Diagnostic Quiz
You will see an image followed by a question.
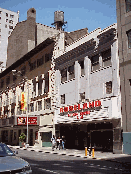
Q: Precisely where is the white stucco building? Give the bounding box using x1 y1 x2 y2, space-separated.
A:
53 23 122 153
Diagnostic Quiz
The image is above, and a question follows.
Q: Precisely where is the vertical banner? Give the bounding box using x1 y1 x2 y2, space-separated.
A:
21 92 27 111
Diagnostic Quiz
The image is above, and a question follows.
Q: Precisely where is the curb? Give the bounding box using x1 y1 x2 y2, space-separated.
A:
10 146 127 161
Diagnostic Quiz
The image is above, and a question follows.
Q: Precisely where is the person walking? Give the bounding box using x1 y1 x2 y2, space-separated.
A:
51 135 56 151
56 137 61 150
62 136 66 150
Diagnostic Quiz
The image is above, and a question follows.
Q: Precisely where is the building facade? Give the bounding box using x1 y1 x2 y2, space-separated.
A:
0 8 88 147
116 0 131 154
54 23 122 153
0 7 19 71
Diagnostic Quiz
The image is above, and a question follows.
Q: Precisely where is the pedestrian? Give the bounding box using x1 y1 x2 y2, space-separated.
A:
51 135 56 151
62 136 66 150
56 137 61 150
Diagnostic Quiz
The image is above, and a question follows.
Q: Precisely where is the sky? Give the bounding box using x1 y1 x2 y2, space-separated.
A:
0 0 117 33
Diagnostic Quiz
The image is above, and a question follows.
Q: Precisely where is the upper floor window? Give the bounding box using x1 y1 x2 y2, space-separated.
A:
0 11 2 14
61 69 67 83
5 24 7 28
0 17 1 20
10 14 14 18
9 25 13 29
38 101 42 111
6 19 8 22
9 20 13 24
37 57 44 67
30 61 36 71
91 54 99 71
79 92 85 102
6 13 8 17
126 0 131 13
127 30 131 48
0 79 4 88
61 94 65 104
45 53 50 63
6 76 10 85
44 98 51 109
38 76 42 95
68 64 75 80
21 66 26 76
44 73 49 93
106 81 112 94
79 60 84 76
102 48 111 67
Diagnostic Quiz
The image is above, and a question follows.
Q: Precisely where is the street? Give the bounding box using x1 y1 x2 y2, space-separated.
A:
13 148 131 174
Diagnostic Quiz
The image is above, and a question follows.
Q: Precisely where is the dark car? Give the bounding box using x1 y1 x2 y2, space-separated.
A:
0 143 32 173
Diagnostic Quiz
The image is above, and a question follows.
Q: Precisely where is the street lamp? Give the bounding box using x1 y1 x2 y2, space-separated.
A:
12 70 29 146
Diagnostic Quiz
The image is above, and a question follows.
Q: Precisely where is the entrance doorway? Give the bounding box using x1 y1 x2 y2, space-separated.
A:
91 130 113 151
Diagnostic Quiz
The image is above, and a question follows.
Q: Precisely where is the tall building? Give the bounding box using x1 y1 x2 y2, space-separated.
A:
53 23 122 153
116 0 131 154
0 7 19 71
0 8 88 146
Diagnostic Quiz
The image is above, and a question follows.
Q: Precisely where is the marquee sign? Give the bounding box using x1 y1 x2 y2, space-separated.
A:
60 100 101 119
17 117 37 125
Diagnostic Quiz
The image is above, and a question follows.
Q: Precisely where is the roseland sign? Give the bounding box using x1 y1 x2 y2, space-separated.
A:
17 117 37 125
60 100 101 119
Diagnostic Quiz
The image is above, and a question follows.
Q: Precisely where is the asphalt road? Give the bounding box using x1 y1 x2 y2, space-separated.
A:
13 148 131 174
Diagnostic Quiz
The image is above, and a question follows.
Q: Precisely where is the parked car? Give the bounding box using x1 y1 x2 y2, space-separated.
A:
0 142 32 173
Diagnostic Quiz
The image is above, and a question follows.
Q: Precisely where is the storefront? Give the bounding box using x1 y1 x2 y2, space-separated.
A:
55 99 121 152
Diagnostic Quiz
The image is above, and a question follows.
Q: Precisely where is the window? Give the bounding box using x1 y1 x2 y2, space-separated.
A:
61 94 65 104
8 31 11 35
129 79 131 95
79 60 84 75
10 14 14 18
127 30 131 48
38 101 42 111
79 92 85 102
45 53 50 63
6 76 10 85
106 81 112 94
102 49 111 67
91 54 99 71
0 11 2 14
44 98 51 109
68 64 75 80
9 20 13 24
21 66 26 76
30 103 34 112
0 29 1 32
38 77 42 95
6 13 8 17
30 61 36 71
9 25 13 29
6 19 8 22
44 73 49 93
1 79 4 88
61 69 67 83
0 17 1 20
5 24 7 28
13 74 17 81
126 0 131 13
37 57 44 67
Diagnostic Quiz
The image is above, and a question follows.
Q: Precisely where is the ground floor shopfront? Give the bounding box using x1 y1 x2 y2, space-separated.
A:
0 125 39 146
55 118 122 153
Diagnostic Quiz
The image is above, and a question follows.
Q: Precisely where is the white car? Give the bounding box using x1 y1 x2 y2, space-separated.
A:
0 143 32 173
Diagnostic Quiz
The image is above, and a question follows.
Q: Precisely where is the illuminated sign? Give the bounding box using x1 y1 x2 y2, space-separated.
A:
59 100 101 119
17 117 37 125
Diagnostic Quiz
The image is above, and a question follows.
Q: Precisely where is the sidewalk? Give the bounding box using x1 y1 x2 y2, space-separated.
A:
9 145 131 162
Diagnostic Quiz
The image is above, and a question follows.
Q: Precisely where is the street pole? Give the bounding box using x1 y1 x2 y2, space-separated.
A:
26 79 29 146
